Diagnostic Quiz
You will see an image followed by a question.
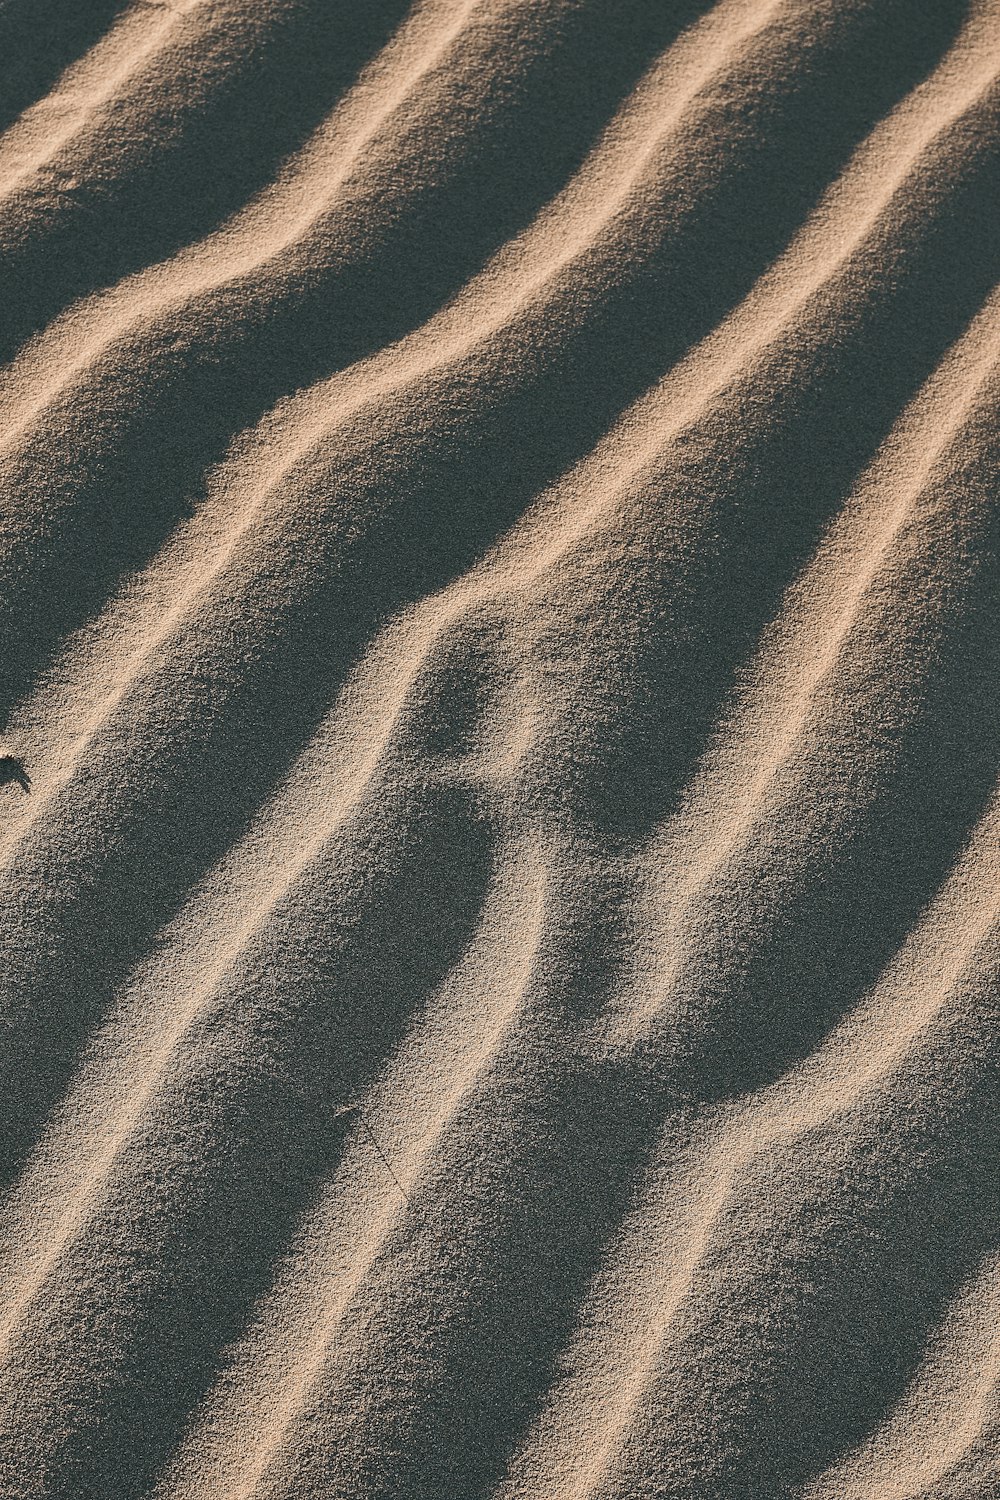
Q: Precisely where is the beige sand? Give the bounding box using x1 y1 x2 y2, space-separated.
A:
0 0 998 1495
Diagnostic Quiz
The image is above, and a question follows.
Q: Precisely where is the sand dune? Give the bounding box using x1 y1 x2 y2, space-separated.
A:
0 1 998 1496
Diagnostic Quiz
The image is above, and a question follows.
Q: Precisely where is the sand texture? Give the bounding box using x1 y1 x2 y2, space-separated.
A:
0 0 998 1495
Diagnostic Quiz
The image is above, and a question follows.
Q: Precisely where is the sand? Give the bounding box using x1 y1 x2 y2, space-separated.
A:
0 0 997 1495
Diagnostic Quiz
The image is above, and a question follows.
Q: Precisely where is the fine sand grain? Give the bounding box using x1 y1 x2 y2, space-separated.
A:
0 1 998 1496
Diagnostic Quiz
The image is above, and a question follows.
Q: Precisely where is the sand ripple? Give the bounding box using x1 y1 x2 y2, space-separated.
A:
0 1 998 1495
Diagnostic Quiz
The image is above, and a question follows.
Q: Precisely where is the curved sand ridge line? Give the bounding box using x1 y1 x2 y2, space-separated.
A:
1 0 999 1495
203 298 1000 1500
0 0 995 1277
2 0 996 876
0 637 523 1492
0 573 525 1358
490 304 1000 1491
0 476 551 1377
153 841 554 1500
0 826 552 1496
0 0 792 550
159 712 999 1500
0 0 806 835
0 0 817 718
138 276 1000 1494
5 309 991 1492
0 0 987 453
611 286 1000 1038
0 0 483 430
804 1250 1000 1499
0 0 382 367
0 0 203 203
499 771 1000 1499
5 0 952 498
0 0 736 442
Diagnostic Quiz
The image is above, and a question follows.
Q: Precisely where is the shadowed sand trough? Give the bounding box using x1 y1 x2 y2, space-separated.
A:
0 1 998 1496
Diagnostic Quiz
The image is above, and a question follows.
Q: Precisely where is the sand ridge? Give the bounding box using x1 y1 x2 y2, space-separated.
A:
0 1 998 1496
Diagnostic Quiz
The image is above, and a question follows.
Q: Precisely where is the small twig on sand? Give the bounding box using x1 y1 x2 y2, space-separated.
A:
337 1105 420 1219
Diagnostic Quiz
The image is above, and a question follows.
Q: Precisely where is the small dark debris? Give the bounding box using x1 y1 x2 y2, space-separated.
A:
0 756 30 793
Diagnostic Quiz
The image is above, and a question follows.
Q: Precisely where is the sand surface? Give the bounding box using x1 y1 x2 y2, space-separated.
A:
0 1 998 1496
